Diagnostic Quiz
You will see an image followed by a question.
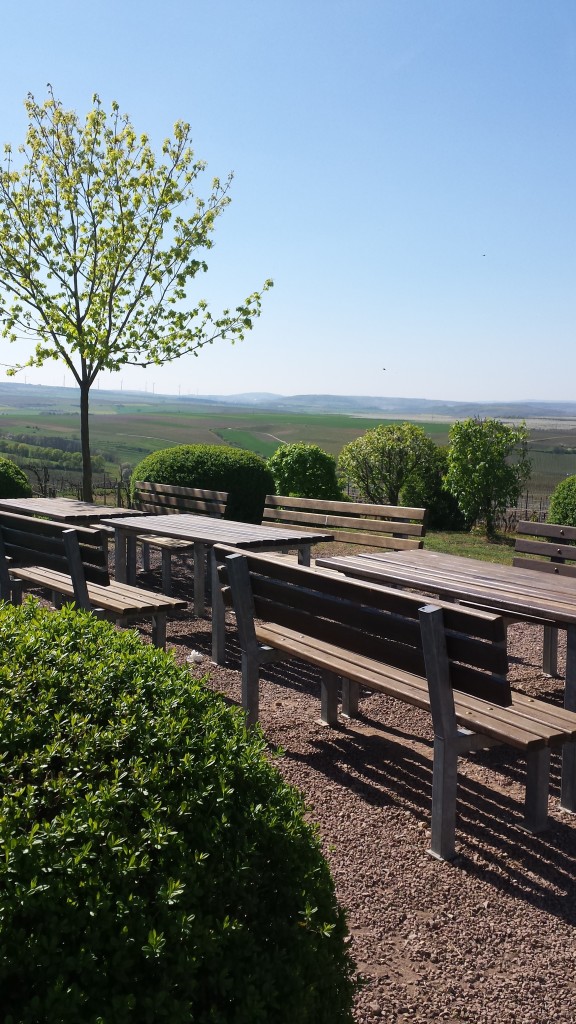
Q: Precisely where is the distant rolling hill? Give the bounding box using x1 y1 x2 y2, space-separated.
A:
1 381 576 421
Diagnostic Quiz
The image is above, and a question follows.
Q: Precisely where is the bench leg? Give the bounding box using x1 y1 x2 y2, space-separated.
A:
561 624 576 812
524 747 550 832
341 679 359 718
560 742 576 813
542 625 558 677
241 651 260 726
428 735 459 862
151 613 167 650
319 670 339 726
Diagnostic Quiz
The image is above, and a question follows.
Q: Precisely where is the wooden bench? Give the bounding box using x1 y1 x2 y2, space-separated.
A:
132 481 229 594
514 520 576 677
217 548 576 861
0 511 186 649
262 495 427 555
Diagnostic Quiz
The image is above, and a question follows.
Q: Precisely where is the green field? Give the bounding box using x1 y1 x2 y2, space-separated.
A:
1 389 576 503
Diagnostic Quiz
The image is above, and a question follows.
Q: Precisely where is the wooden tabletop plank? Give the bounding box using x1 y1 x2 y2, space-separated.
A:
316 550 576 625
102 513 333 547
0 497 143 524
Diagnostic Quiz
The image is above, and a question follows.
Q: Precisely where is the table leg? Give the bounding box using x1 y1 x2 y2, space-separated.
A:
126 535 137 585
298 544 311 566
211 548 226 665
114 528 128 583
193 541 206 616
561 623 576 812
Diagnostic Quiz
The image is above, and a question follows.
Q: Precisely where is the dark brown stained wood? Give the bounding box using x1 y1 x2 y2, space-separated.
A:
264 495 427 519
0 512 185 648
219 550 511 707
221 548 576 858
0 515 110 586
262 494 428 551
514 538 576 560
315 548 576 627
215 547 508 643
516 520 576 543
133 481 228 518
263 507 425 536
513 557 576 578
513 520 576 577
0 497 143 525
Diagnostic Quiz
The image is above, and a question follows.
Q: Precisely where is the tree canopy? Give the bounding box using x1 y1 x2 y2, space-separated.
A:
444 417 531 535
338 422 437 506
0 89 272 498
267 443 342 499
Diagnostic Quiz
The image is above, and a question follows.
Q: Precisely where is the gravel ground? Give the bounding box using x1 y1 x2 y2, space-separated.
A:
110 551 576 1022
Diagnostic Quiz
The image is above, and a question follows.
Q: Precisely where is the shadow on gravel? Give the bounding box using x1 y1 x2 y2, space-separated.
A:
281 722 576 921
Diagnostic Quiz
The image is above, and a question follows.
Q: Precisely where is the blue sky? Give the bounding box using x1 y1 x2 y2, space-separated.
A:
0 0 574 401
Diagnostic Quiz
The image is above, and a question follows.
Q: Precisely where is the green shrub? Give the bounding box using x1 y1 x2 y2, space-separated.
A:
0 601 355 1024
400 446 467 531
267 442 343 499
547 475 576 527
131 445 275 523
0 455 32 498
338 422 438 506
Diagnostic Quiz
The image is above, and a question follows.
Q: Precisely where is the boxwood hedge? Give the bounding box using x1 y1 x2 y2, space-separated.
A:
0 602 355 1024
131 445 275 523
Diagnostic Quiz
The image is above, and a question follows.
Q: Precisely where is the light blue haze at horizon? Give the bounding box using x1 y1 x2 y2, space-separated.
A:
0 0 574 402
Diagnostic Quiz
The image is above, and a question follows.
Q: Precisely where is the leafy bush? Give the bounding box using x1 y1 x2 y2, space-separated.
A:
0 602 356 1024
547 475 576 527
338 422 438 505
445 417 531 536
0 454 32 498
131 445 275 523
267 443 343 499
400 446 467 531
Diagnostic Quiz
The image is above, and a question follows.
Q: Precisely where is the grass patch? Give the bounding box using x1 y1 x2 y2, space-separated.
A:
424 530 516 564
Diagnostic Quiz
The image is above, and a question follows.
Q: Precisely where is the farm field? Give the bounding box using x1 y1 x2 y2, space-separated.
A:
1 385 576 500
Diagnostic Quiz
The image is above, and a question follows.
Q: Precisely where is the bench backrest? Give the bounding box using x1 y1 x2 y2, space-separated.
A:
0 511 109 600
216 548 510 707
262 495 427 551
133 481 228 518
513 520 576 579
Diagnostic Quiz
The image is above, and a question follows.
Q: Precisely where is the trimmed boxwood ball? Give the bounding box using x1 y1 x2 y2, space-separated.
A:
548 475 576 528
0 455 32 498
131 444 275 523
0 602 355 1024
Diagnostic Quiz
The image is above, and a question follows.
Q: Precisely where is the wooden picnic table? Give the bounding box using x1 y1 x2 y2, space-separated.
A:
102 513 334 662
316 547 576 809
0 496 143 527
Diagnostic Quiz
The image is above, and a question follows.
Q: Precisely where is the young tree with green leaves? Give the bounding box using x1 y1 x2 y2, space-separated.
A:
445 417 531 536
0 89 272 499
338 422 437 506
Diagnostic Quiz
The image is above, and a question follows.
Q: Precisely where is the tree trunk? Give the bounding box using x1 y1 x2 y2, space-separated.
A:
80 379 93 502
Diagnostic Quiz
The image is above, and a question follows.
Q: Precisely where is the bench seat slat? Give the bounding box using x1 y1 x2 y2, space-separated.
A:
0 511 186 649
11 567 186 614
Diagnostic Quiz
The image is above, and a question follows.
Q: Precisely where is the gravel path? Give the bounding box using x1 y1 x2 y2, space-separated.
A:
130 554 576 1022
